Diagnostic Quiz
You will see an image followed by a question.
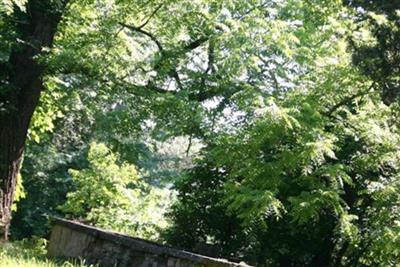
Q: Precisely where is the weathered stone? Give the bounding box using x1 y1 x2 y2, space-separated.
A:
47 219 251 267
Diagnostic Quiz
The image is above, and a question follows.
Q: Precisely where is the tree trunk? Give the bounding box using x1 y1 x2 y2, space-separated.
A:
0 0 67 240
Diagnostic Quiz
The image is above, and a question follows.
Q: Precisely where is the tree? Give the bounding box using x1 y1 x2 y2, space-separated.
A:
2 0 330 240
165 1 400 265
164 160 269 264
3 1 396 252
167 67 400 266
343 0 400 105
59 142 172 240
0 0 68 240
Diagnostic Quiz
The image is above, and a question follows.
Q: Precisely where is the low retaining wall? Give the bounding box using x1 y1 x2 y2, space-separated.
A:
48 219 250 267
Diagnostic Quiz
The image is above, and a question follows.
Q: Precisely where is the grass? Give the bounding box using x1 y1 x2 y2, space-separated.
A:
0 238 95 267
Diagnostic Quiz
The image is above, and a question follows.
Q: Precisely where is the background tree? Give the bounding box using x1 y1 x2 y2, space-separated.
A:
59 142 171 240
343 0 400 105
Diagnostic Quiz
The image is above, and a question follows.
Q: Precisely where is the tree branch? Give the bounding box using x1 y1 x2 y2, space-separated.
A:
324 83 375 117
136 4 163 30
201 39 215 86
206 39 215 73
119 22 163 51
184 36 209 51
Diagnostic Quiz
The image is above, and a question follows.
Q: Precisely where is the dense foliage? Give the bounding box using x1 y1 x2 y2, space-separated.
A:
167 78 400 265
1 0 399 266
344 0 400 105
164 1 400 266
60 142 171 240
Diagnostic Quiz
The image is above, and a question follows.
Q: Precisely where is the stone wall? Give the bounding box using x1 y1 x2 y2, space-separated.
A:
47 219 251 267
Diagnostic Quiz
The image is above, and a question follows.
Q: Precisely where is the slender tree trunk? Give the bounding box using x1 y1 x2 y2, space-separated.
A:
0 0 67 240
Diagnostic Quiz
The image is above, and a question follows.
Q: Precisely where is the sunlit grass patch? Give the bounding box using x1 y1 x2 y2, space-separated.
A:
0 238 95 267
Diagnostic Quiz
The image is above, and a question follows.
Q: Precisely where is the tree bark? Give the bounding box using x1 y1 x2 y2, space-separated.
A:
0 0 67 240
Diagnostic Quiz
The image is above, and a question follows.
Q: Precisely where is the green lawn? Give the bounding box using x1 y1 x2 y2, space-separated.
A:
0 255 81 267
0 238 94 267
